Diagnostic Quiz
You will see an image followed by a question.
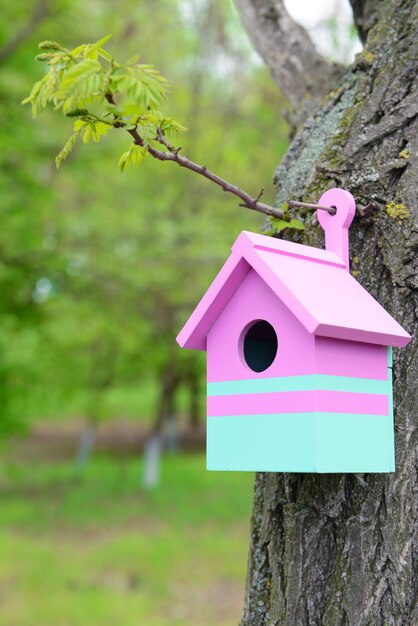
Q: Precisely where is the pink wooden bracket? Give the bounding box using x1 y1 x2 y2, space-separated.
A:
317 188 356 268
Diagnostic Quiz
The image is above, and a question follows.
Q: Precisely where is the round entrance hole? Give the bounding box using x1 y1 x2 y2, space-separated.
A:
242 320 278 373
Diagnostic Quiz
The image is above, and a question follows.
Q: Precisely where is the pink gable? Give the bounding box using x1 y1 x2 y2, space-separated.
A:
176 253 251 350
207 269 316 381
177 230 411 349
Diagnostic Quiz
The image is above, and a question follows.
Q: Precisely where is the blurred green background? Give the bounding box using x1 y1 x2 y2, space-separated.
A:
0 0 290 624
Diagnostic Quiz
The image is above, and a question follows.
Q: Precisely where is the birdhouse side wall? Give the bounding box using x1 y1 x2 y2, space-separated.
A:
314 336 388 379
312 338 394 472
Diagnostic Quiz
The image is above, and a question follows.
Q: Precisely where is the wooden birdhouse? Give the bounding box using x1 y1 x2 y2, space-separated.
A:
176 189 411 473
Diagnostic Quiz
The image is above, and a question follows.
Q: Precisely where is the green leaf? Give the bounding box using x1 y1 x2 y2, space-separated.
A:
69 43 87 56
126 53 140 65
55 132 80 169
66 108 89 117
73 119 87 132
38 41 61 51
77 120 110 143
269 217 305 232
84 34 113 61
118 150 130 172
135 110 164 129
22 75 51 117
103 103 123 117
271 219 291 232
93 34 112 49
56 58 103 103
118 144 147 172
122 103 145 116
82 124 93 143
91 121 110 142
35 53 53 62
160 117 187 133
95 121 110 136
130 145 147 165
287 218 305 230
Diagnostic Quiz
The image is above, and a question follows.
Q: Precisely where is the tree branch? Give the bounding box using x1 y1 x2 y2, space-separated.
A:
0 0 51 64
105 95 284 220
349 0 381 44
140 128 283 218
234 0 343 111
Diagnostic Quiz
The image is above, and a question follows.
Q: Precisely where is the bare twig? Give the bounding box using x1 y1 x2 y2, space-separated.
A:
358 202 380 217
144 128 283 218
288 200 336 214
105 95 284 219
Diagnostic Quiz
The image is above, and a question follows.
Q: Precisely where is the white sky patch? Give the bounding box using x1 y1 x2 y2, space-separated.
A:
284 0 362 63
178 0 362 72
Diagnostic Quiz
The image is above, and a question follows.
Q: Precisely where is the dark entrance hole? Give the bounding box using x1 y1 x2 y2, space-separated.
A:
242 320 278 373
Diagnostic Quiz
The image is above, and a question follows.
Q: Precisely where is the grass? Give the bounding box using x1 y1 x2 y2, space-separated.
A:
0 453 254 626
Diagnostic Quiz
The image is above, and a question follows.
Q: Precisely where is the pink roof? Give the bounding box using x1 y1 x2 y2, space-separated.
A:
176 231 411 350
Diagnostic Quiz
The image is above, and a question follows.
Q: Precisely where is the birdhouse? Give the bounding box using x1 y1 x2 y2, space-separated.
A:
176 189 411 473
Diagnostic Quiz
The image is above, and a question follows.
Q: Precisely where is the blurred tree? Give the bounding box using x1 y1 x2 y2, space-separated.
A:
1 0 288 449
0 0 59 438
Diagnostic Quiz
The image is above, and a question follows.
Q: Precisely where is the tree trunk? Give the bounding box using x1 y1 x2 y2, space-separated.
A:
239 1 418 624
187 369 201 430
153 356 179 434
74 420 96 475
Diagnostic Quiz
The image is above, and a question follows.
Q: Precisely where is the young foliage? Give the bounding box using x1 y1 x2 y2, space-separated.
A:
23 36 297 226
268 217 305 232
23 36 184 169
118 144 147 172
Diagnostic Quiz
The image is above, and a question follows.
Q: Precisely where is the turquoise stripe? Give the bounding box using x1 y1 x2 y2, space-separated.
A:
207 374 388 397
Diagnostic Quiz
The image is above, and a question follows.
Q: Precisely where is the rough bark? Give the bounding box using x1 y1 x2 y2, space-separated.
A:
240 1 418 624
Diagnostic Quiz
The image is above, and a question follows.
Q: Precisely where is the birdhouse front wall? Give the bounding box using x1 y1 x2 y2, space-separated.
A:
205 270 394 473
206 268 315 472
206 269 316 382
